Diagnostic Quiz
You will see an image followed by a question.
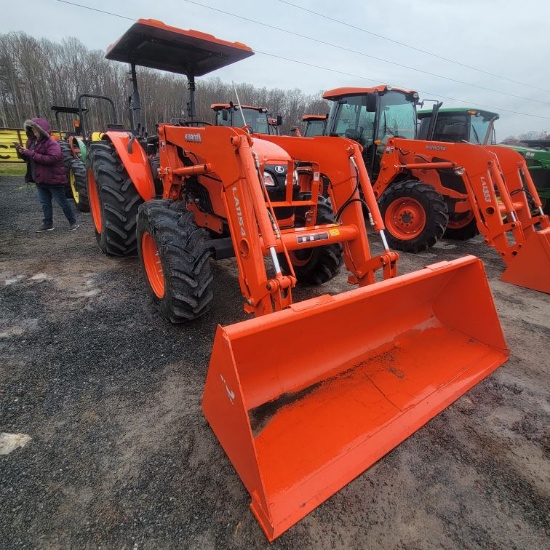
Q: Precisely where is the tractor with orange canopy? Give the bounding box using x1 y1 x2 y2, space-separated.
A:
86 20 509 541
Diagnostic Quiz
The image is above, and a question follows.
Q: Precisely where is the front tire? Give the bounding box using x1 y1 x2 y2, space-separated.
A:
278 194 343 285
87 140 143 256
444 211 479 240
378 181 448 253
59 140 76 198
137 200 214 323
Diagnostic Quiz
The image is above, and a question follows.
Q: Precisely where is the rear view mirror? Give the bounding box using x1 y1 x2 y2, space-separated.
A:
366 94 377 113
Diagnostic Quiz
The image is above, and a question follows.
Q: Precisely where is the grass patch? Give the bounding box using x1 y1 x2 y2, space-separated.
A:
0 163 26 176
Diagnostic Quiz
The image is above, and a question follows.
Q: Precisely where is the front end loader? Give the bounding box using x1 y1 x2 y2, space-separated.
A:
322 86 550 294
508 141 550 214
88 20 509 541
418 108 550 214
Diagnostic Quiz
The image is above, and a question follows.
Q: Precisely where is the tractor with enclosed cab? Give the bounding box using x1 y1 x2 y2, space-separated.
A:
321 86 550 293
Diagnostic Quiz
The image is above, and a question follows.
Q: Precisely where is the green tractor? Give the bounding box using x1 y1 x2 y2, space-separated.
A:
417 107 499 145
51 94 121 212
417 107 550 213
50 104 89 211
505 140 550 214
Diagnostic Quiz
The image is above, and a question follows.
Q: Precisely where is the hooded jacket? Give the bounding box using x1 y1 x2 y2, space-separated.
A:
22 118 67 186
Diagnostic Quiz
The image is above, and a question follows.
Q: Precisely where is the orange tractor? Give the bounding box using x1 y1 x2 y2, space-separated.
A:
87 20 509 541
291 114 329 137
211 102 282 134
322 86 550 294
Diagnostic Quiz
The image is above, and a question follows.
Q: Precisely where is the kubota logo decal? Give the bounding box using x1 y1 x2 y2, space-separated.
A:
480 177 492 202
426 144 446 151
185 133 201 143
232 187 246 236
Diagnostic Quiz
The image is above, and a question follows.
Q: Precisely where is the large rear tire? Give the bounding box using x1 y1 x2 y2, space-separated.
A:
59 140 76 198
68 157 89 212
278 194 343 285
378 181 448 253
87 140 143 256
137 200 214 323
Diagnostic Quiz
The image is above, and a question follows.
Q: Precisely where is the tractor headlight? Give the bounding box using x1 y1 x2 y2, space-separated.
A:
263 171 276 186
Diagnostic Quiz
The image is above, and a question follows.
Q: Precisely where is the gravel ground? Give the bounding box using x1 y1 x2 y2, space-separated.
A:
1 175 549 549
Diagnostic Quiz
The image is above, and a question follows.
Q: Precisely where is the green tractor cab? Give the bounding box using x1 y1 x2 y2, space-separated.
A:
417 107 549 212
417 107 499 145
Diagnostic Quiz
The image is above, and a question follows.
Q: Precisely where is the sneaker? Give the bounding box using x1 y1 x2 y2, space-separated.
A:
69 223 79 231
36 224 54 233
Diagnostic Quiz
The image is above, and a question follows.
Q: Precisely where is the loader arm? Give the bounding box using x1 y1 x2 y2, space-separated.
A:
485 145 549 228
157 126 402 315
260 135 398 283
375 138 550 292
158 124 297 316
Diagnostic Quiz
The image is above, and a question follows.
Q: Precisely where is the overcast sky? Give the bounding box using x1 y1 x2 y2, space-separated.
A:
2 0 550 139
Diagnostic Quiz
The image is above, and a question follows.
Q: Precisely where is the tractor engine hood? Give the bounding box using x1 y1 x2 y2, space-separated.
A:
250 136 292 173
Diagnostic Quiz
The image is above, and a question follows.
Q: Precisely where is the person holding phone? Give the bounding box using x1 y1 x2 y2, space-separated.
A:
17 118 78 232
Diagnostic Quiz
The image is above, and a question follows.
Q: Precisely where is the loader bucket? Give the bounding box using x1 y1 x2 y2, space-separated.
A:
501 227 550 293
202 255 508 541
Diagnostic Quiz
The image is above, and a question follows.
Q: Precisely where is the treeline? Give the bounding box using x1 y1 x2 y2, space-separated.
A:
0 32 329 135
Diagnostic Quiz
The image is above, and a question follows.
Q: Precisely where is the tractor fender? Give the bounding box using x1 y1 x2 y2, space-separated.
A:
68 135 87 163
76 137 87 163
104 131 156 201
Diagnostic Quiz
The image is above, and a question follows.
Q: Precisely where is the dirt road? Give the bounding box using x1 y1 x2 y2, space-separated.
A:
1 175 549 549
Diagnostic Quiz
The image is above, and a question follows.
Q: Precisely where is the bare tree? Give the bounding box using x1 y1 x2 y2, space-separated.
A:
0 31 329 136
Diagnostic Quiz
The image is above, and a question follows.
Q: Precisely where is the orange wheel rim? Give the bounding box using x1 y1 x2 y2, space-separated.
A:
288 249 313 267
385 198 426 240
142 231 165 298
447 211 474 229
87 169 102 232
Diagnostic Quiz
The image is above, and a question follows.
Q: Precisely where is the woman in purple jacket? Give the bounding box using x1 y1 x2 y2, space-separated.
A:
16 118 78 232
